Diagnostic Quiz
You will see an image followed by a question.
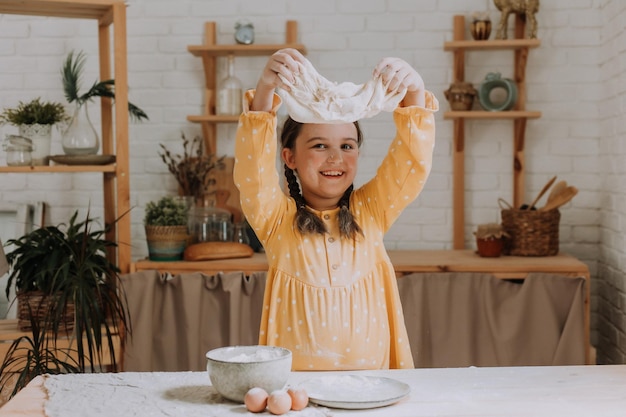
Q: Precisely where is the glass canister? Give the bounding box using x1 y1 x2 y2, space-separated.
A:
2 135 33 166
189 206 233 243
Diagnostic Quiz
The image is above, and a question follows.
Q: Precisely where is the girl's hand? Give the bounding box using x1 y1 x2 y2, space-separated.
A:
252 48 306 111
372 57 425 107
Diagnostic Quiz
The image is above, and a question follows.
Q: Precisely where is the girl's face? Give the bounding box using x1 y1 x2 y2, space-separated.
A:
282 122 359 211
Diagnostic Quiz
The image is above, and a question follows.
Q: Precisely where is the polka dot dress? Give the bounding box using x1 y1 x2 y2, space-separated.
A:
233 90 438 370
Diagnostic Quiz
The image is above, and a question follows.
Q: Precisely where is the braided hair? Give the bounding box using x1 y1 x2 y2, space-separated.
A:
281 117 364 239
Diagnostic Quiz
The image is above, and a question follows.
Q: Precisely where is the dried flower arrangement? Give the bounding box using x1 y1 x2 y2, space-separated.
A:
159 133 225 202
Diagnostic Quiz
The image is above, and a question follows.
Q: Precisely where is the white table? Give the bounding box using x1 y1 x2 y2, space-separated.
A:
1 365 624 416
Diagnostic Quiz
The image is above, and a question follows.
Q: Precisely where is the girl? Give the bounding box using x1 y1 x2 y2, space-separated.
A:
233 49 438 370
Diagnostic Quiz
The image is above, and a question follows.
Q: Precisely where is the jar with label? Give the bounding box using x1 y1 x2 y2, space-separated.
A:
2 135 33 166
217 54 243 116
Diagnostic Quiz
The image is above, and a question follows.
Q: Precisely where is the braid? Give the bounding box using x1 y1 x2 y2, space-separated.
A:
284 164 327 234
338 185 363 239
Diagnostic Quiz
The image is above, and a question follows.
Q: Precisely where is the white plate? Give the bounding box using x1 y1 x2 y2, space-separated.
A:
298 375 410 409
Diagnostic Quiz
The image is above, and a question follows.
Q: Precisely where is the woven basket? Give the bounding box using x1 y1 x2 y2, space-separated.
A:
17 291 75 332
145 225 189 261
499 199 560 256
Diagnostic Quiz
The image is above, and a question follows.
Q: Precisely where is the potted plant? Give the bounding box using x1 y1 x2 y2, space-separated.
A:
61 49 148 155
159 133 225 206
144 196 191 261
474 223 509 257
0 97 69 165
1 210 130 391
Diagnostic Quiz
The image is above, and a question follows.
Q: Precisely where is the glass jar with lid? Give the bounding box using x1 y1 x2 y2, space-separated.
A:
189 206 233 243
2 135 33 166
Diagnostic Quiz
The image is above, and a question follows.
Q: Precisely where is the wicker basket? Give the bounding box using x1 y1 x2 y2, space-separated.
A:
499 199 560 256
145 225 189 261
17 291 75 332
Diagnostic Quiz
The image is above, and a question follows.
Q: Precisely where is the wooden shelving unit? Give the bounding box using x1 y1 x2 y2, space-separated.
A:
186 20 307 155
444 15 541 249
0 0 132 273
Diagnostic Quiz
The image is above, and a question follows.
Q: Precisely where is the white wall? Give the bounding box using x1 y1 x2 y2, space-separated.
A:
0 0 621 362
596 0 626 364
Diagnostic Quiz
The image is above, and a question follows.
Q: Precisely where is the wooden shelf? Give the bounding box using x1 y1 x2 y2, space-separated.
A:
0 0 132 274
0 0 119 23
186 114 239 123
187 20 306 155
188 43 307 57
444 110 541 120
446 15 540 249
0 165 117 173
444 38 541 51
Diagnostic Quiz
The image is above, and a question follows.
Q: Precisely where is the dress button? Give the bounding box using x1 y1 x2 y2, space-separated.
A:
328 237 335 243
332 264 339 270
323 214 330 220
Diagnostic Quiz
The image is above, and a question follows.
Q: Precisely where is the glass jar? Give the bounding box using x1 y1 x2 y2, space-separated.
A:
189 206 233 243
62 102 100 155
2 135 33 166
217 54 243 116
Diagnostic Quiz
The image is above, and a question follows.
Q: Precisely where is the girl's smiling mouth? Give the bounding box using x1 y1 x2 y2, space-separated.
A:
321 170 344 177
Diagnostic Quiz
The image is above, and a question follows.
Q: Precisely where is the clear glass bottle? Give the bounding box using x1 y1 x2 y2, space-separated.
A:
217 54 243 116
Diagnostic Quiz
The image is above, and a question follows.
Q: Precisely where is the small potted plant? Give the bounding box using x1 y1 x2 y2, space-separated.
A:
144 196 190 261
0 97 69 165
473 223 509 257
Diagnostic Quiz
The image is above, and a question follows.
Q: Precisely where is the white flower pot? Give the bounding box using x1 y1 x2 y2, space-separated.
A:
18 123 52 166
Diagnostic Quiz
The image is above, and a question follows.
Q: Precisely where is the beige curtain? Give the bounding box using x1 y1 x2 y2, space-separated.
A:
121 271 585 371
120 270 266 371
398 272 586 367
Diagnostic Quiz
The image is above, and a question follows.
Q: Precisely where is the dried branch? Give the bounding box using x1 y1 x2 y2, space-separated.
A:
159 133 225 200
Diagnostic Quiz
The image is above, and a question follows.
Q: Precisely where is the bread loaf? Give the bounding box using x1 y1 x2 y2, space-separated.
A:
184 242 254 261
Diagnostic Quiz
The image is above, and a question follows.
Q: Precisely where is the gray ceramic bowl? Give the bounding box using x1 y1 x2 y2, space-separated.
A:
206 345 292 403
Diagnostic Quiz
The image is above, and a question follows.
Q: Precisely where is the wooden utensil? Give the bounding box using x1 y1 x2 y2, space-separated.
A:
525 175 557 210
543 180 567 209
540 186 578 211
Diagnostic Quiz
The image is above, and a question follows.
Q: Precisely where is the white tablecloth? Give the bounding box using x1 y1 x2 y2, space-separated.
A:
2 366 626 417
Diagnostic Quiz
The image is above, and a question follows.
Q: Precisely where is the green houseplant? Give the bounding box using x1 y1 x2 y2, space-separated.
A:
60 50 148 155
0 97 69 165
0 210 130 398
144 196 190 261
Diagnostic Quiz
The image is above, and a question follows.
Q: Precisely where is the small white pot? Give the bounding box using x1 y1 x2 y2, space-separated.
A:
18 123 52 166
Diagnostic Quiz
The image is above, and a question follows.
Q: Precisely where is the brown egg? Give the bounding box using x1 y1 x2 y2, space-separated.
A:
244 387 269 413
267 390 292 415
287 388 309 411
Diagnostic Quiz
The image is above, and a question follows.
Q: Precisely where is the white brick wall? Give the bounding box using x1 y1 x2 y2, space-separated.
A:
0 0 623 363
597 0 626 364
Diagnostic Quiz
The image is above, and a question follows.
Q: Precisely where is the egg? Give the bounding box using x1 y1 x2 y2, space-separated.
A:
244 387 268 413
267 389 292 415
287 388 309 411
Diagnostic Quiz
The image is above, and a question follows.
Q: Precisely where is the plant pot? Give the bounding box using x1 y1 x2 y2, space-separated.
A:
476 237 504 258
17 291 75 332
145 225 189 261
18 124 52 166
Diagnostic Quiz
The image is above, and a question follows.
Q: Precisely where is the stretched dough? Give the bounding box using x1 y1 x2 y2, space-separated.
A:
278 57 406 124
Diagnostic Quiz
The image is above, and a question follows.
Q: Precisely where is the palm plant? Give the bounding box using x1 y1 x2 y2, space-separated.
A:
2 210 130 390
0 311 80 399
61 50 148 121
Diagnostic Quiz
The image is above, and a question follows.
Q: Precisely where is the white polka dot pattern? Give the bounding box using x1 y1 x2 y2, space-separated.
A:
232 89 438 371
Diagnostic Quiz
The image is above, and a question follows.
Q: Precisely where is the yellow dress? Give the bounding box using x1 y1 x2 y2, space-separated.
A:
234 90 438 370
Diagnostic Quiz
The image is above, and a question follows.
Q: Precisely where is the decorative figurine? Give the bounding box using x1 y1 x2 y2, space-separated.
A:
470 11 492 40
235 20 254 45
478 72 518 111
493 0 539 39
444 82 478 111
